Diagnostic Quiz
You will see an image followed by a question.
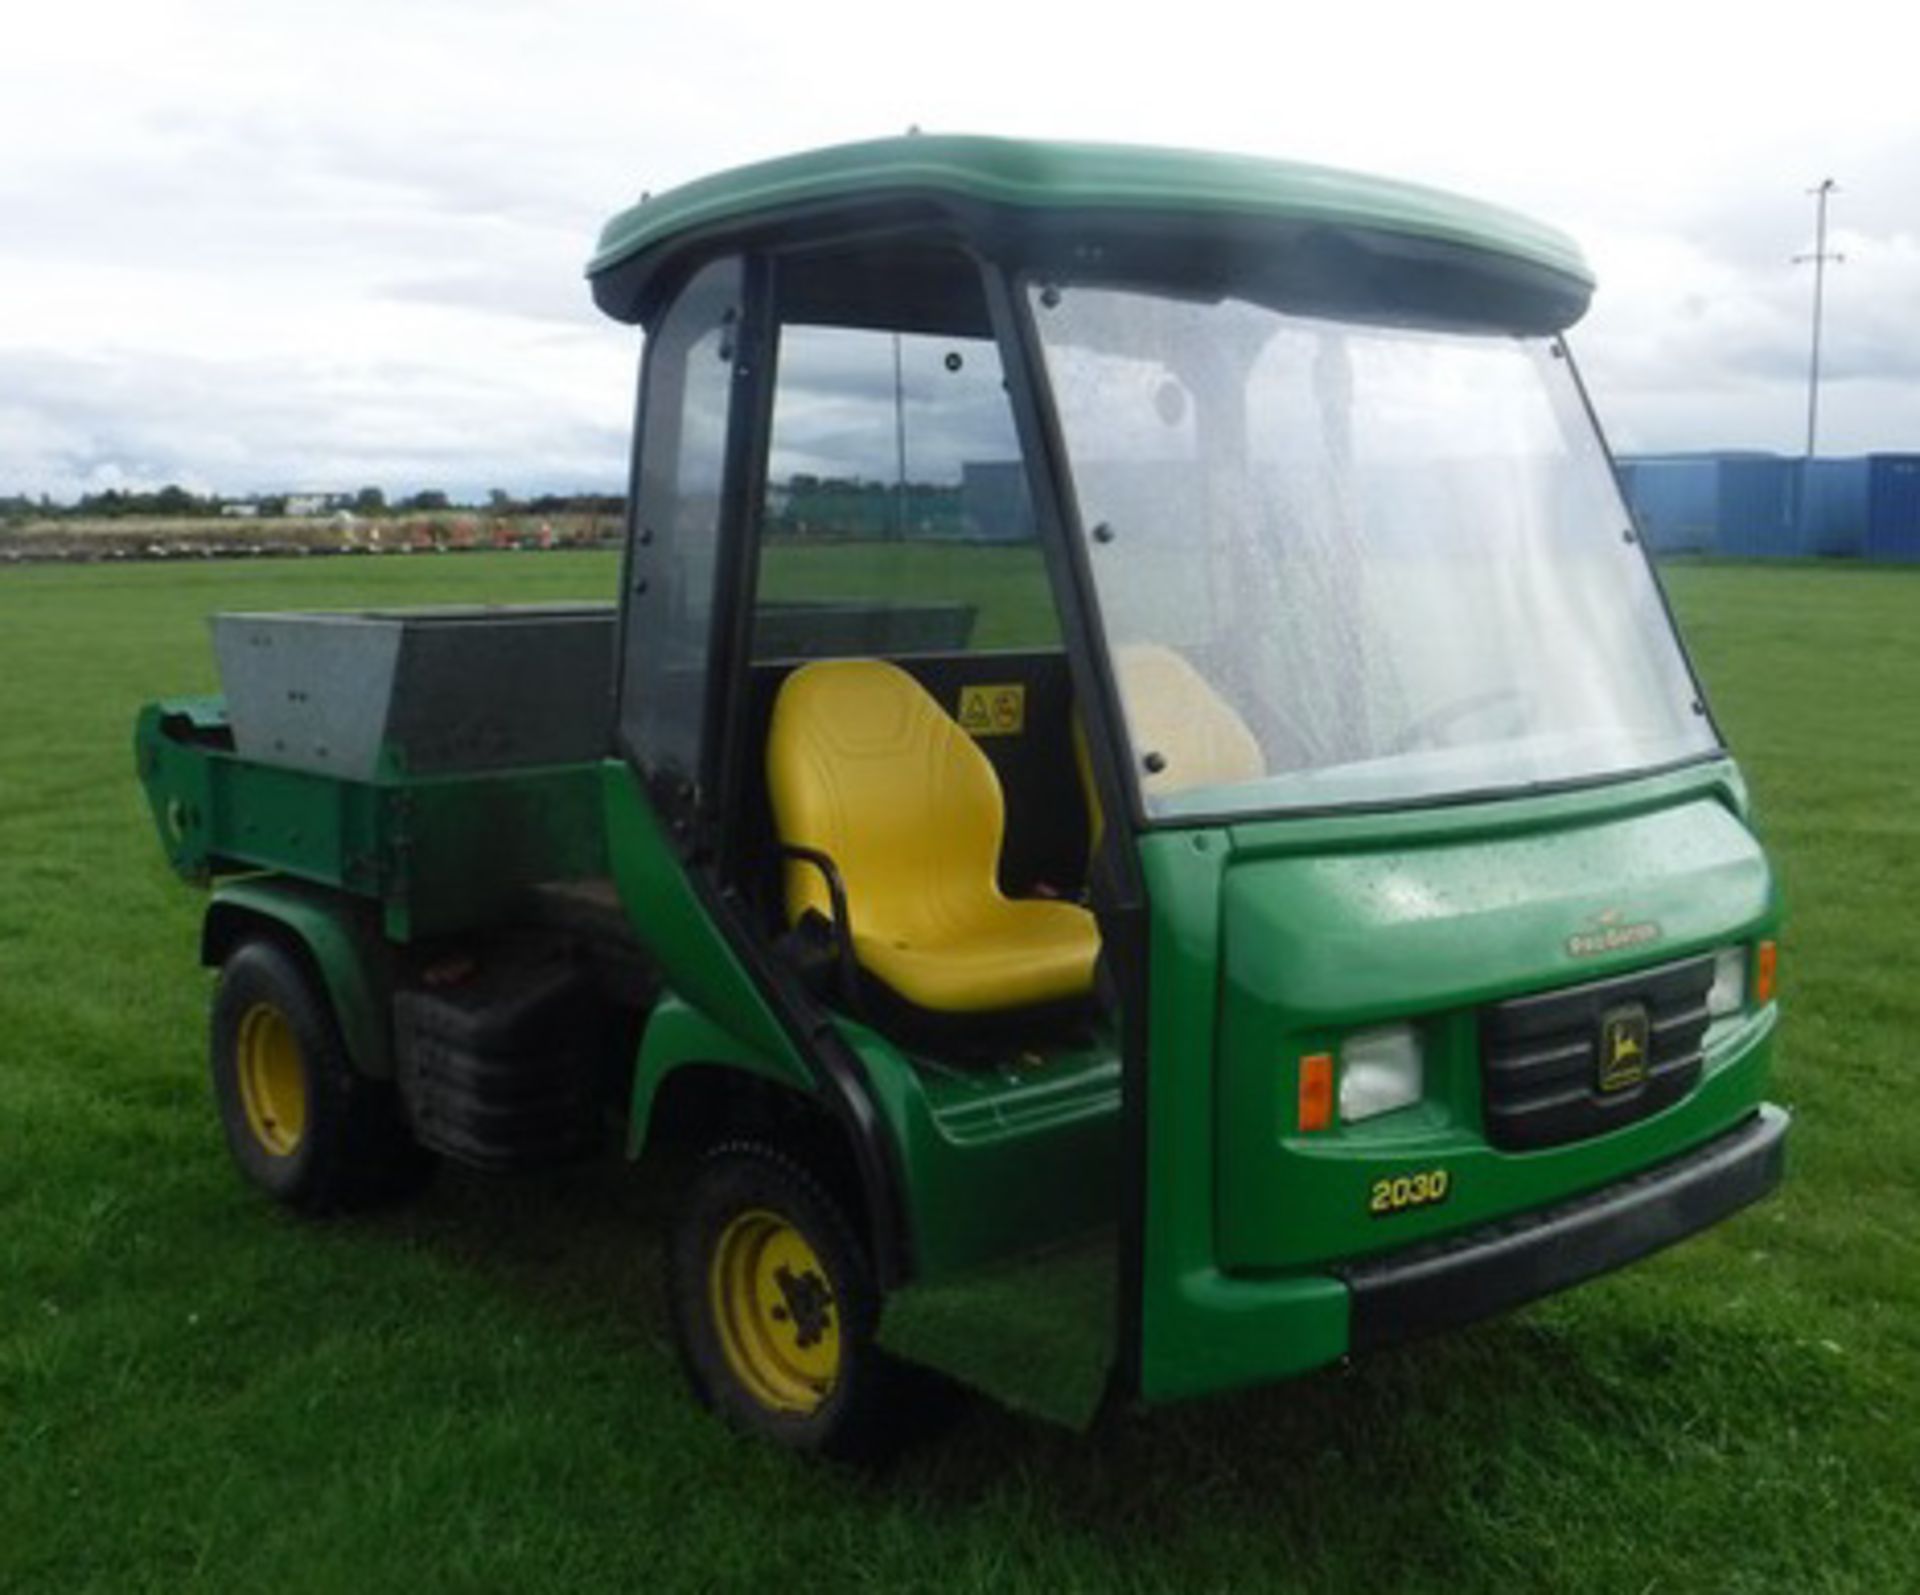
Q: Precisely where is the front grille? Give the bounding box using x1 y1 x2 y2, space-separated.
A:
1480 953 1715 1151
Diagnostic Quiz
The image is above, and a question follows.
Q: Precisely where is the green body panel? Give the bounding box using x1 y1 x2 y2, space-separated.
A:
842 1020 1120 1283
599 760 802 1067
1135 761 1783 1404
390 769 604 939
1134 827 1352 1399
626 995 811 1157
1216 780 1776 1269
135 698 605 941
624 982 1119 1287
607 754 1121 1290
202 876 395 1079
589 135 1591 299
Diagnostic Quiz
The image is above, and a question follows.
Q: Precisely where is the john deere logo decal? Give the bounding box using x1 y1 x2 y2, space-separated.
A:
1597 1003 1651 1093
1566 907 1662 958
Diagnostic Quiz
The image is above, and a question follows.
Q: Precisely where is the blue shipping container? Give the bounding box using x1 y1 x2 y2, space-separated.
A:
1801 458 1869 557
1615 451 1920 561
1619 458 1720 552
1866 455 1920 562
1717 458 1804 557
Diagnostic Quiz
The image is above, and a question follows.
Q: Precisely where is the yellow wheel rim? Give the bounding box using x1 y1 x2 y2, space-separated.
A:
708 1208 841 1415
235 1001 309 1158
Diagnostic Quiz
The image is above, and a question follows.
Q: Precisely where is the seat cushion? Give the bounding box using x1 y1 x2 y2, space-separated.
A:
851 896 1100 1014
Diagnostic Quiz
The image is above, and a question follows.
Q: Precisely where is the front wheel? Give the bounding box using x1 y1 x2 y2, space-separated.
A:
210 937 433 1213
667 1143 893 1458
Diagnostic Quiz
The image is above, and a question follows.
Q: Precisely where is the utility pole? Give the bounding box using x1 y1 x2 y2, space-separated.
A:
1793 179 1844 458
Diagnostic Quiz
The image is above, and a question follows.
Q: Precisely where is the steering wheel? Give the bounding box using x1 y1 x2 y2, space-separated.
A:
1388 688 1535 755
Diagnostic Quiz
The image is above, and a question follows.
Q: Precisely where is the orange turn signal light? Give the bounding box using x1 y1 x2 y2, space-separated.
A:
1755 939 1778 1005
1299 1052 1334 1133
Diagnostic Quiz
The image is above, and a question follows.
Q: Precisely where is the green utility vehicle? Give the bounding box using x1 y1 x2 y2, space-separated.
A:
138 136 1787 1454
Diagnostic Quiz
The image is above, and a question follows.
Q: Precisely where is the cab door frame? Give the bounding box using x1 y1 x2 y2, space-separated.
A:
980 263 1155 1399
612 245 911 1285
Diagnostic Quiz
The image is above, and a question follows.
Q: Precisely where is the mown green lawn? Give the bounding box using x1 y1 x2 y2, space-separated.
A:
2 553 1916 1592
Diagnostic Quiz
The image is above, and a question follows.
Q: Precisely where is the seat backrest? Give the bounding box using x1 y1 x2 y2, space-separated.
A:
1115 643 1265 799
767 658 1007 939
1080 645 1266 853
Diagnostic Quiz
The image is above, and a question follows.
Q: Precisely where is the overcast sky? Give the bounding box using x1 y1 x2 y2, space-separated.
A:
2 0 1916 501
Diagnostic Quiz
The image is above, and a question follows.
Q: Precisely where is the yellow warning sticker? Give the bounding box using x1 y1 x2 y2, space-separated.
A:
957 683 1026 737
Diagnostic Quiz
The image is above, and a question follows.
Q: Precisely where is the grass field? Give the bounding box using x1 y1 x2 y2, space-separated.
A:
2 554 1917 1592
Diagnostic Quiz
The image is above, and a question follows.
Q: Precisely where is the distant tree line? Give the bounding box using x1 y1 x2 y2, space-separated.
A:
0 486 626 525
52 486 224 519
0 494 54 525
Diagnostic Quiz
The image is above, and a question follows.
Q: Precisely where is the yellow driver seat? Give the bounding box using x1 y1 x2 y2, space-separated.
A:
767 659 1100 1015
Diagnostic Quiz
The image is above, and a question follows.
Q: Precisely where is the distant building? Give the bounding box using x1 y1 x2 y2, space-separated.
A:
959 460 1037 542
1615 451 1920 563
219 502 261 518
284 493 343 518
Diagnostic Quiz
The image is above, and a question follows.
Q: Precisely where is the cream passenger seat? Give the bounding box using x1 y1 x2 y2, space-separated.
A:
1119 644 1265 797
1082 644 1266 853
768 659 1101 1015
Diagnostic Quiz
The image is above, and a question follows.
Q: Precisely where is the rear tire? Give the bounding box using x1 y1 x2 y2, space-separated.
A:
210 937 434 1213
667 1142 895 1459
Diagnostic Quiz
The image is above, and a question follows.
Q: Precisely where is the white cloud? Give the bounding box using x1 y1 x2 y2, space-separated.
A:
2 0 1917 496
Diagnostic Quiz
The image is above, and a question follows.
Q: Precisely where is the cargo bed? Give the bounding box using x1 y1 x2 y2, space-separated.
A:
135 605 619 941
136 698 609 941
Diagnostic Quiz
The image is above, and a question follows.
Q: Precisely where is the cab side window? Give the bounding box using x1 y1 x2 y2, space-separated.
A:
753 321 1058 660
619 258 743 810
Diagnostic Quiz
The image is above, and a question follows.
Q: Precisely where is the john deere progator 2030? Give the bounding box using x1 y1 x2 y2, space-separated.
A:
138 136 1787 1455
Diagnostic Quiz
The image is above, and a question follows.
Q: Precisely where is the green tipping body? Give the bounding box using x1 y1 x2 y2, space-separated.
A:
135 698 605 942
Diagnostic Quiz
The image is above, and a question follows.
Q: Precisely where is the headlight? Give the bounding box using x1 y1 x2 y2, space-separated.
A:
1707 946 1748 1019
1340 1024 1424 1123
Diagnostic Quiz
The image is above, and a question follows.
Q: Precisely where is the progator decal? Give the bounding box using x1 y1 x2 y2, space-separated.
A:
1567 908 1663 958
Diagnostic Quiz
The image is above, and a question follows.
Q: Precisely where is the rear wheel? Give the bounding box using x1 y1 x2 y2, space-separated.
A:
668 1142 892 1458
210 937 433 1213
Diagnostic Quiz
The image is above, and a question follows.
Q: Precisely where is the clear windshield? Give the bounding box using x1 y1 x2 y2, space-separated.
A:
1030 284 1719 818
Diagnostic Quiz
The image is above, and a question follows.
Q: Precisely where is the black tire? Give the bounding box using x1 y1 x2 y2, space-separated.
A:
210 937 434 1214
667 1142 895 1459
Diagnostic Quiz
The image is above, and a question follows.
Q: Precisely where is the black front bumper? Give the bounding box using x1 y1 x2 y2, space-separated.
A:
1342 1105 1789 1355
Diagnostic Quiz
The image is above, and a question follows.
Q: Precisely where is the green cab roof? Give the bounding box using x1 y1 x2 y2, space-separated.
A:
588 134 1594 328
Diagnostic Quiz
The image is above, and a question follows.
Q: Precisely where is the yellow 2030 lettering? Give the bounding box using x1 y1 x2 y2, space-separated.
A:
1369 1168 1452 1216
